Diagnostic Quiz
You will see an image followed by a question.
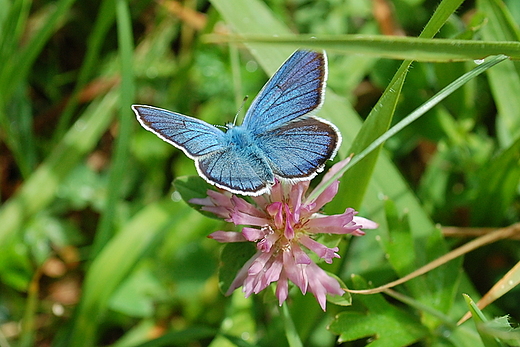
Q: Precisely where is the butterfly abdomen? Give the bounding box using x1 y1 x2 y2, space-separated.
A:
225 126 269 162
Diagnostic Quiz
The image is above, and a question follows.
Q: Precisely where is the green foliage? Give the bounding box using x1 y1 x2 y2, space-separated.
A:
329 275 428 346
1 0 520 346
463 294 520 347
219 243 257 295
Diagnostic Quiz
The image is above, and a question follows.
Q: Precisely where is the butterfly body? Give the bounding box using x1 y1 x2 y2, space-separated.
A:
133 50 341 196
224 125 257 149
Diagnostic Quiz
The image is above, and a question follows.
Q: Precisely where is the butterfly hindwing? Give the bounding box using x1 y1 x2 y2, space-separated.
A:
132 105 226 158
256 117 340 179
196 146 274 195
242 50 327 134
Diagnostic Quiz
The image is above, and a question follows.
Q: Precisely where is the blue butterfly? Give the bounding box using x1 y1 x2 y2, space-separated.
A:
132 50 341 196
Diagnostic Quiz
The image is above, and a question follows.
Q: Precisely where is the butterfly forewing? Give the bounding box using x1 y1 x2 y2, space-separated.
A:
133 105 226 158
242 50 327 134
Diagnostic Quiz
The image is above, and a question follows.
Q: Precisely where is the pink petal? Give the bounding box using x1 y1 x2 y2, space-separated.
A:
309 180 339 213
226 252 261 296
248 251 273 275
263 254 283 284
200 206 232 219
243 254 272 296
256 231 279 253
307 156 351 202
208 231 246 243
242 227 269 242
189 196 213 206
306 208 360 234
289 181 309 221
202 190 233 208
266 202 284 229
232 196 265 217
282 249 308 294
190 190 234 219
244 254 282 295
231 211 270 227
306 262 344 311
298 235 340 264
353 216 379 229
276 272 289 306
270 179 284 202
284 204 295 239
291 243 312 265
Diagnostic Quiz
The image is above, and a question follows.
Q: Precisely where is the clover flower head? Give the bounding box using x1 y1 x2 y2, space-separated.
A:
190 157 377 310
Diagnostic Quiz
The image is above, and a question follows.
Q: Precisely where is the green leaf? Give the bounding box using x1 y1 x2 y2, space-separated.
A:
328 275 428 346
0 236 32 291
325 273 352 307
0 90 118 248
329 0 466 210
380 199 463 327
92 0 136 256
65 199 188 347
478 0 520 146
173 175 223 219
219 242 257 295
463 294 504 347
471 135 520 225
134 327 217 347
109 263 166 318
480 316 520 346
379 199 416 276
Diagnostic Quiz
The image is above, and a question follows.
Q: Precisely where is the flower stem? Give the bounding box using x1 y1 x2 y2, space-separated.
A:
280 302 304 347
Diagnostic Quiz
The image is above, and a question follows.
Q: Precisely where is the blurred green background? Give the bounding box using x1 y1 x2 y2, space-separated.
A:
1 0 520 346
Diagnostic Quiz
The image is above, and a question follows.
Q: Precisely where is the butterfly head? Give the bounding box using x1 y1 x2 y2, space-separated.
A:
224 122 235 130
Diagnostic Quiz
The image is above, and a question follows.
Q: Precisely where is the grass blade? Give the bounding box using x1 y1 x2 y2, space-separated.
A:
206 34 520 62
91 0 136 257
0 91 118 246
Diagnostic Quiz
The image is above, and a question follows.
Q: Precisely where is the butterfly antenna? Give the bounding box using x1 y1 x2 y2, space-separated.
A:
233 95 249 125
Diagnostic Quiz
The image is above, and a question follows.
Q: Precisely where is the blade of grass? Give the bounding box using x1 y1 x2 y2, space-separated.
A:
308 55 509 201
0 90 118 247
332 0 465 211
205 34 520 62
0 0 76 181
281 303 304 347
0 0 41 179
0 0 76 102
19 268 41 347
459 260 520 325
0 0 31 76
478 0 520 146
5 84 37 179
53 0 117 141
471 135 520 225
91 0 135 257
64 199 187 347
463 294 504 347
